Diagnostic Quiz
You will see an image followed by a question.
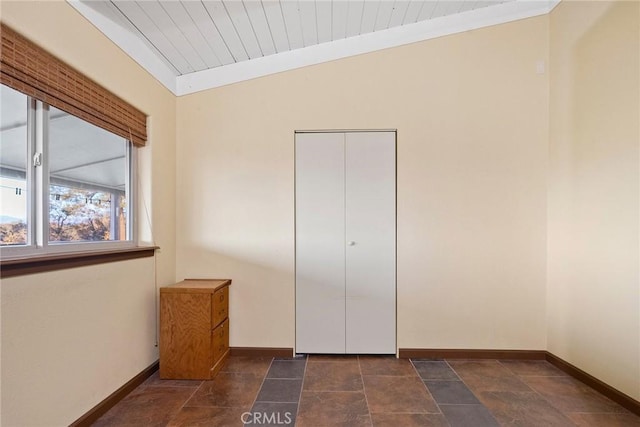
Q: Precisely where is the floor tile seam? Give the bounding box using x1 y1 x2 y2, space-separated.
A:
369 410 444 414
254 399 301 404
515 374 570 378
408 358 433 380
498 360 566 377
442 359 476 381
447 366 540 390
362 375 422 379
436 402 489 406
497 360 565 374
541 402 633 415
437 401 502 425
444 359 537 394
469 390 542 397
357 355 375 426
497 360 523 378
246 357 275 414
440 360 478 399
424 382 482 405
423 359 463 382
300 389 366 393
515 376 584 416
137 384 203 390
408 358 445 416
264 377 304 381
145 384 203 388
166 384 211 424
438 403 502 427
182 403 254 409
293 355 309 423
217 372 269 379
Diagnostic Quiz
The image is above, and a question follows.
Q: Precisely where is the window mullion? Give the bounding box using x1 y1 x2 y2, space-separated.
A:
26 98 36 247
126 143 134 242
34 101 49 249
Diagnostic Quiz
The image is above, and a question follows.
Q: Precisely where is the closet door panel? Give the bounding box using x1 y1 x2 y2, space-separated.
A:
295 132 346 353
345 132 396 354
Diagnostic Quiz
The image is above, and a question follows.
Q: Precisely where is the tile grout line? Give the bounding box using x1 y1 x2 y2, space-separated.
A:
500 360 585 422
166 380 205 425
497 360 569 378
293 355 309 425
409 358 444 416
357 355 375 426
297 390 365 393
528 381 588 421
244 357 275 425
441 358 486 406
445 359 611 425
438 403 493 406
421 358 502 424
442 359 505 425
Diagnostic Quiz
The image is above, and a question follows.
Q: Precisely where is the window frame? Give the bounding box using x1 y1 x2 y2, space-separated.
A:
1 93 137 260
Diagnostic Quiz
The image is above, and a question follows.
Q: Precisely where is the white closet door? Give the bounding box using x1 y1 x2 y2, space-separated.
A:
345 132 396 354
295 132 346 353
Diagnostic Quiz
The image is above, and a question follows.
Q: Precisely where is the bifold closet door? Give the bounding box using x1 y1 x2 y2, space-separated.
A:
295 132 346 353
295 131 396 354
345 132 396 354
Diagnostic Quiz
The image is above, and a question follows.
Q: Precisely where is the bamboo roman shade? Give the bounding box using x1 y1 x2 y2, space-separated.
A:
0 23 147 146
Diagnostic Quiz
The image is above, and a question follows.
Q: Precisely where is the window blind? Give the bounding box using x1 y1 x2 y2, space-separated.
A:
0 23 147 146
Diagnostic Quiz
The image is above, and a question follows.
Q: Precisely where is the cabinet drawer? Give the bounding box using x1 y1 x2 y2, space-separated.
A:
212 319 229 363
212 286 229 327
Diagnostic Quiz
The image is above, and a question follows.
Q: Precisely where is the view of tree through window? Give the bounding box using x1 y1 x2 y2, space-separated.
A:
49 185 127 242
48 106 129 243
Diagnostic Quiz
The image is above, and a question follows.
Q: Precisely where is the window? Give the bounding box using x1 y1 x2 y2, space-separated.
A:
0 23 147 266
0 84 135 255
0 86 29 246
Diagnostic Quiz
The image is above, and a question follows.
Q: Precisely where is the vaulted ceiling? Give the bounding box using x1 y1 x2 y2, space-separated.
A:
69 1 558 95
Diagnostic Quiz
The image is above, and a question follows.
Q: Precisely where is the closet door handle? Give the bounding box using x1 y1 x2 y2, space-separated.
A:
347 241 356 246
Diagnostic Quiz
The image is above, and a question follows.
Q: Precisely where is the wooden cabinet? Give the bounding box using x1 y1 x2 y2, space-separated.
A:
159 279 231 380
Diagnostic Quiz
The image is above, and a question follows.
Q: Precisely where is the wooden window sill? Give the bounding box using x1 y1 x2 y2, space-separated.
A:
0 246 158 278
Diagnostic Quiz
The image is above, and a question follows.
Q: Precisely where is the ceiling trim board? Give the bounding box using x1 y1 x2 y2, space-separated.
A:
547 0 562 12
176 0 554 95
68 0 178 95
68 0 557 97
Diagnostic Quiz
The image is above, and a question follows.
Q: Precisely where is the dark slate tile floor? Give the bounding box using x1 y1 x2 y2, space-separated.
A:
93 356 640 426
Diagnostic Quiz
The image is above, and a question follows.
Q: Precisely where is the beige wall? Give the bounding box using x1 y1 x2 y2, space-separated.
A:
2 261 157 426
176 16 549 352
548 1 640 400
0 1 177 425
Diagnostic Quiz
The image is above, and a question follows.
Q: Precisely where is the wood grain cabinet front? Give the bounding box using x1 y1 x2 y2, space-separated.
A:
212 286 229 328
212 319 229 364
159 279 231 380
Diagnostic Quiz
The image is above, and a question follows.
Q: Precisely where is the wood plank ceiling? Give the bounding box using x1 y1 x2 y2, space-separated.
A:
81 1 512 77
